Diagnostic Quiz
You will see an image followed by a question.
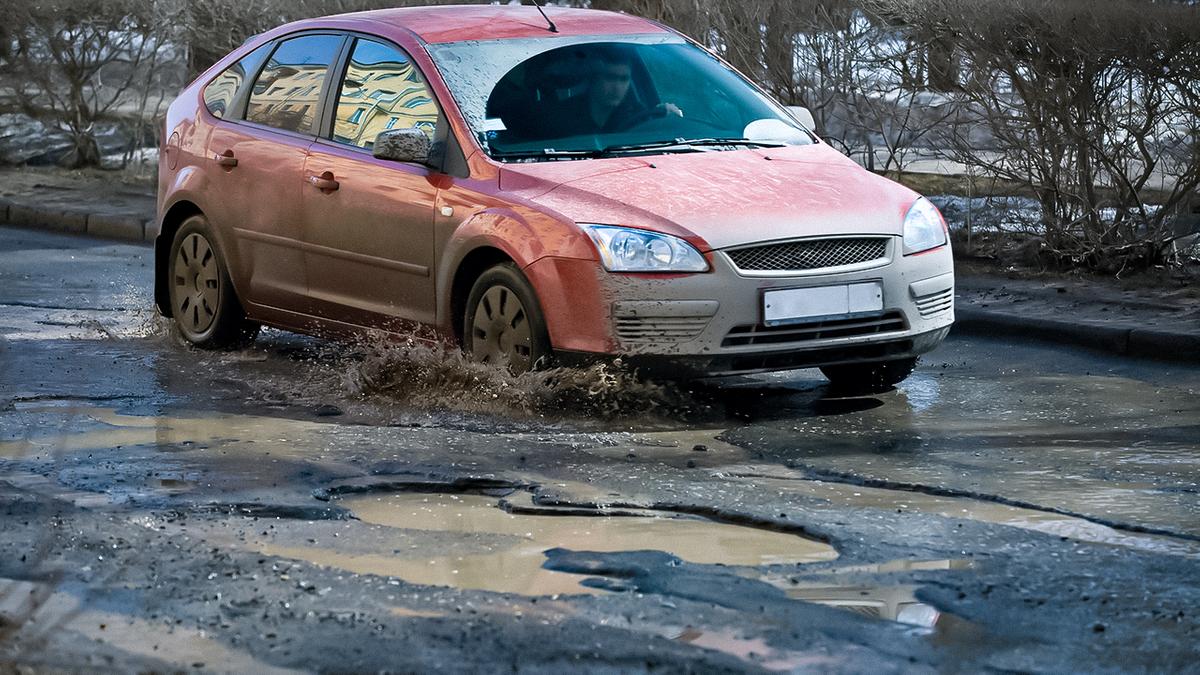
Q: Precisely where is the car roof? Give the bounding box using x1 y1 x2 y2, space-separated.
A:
313 5 669 44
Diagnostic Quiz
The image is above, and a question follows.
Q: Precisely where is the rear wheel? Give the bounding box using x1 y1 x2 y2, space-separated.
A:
820 357 918 394
167 215 258 348
463 263 551 374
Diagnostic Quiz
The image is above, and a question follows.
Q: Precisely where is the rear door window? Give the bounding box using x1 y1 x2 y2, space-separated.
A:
203 43 271 119
246 34 343 134
330 39 439 150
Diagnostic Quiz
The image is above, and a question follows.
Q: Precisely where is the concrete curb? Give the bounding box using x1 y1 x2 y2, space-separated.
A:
954 307 1200 364
0 198 155 244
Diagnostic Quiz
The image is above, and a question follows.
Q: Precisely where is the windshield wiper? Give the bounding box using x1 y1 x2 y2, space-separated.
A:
491 138 786 162
490 148 605 161
600 138 787 154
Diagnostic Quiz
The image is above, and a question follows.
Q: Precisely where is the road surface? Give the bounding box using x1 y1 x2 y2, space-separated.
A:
1 226 1198 673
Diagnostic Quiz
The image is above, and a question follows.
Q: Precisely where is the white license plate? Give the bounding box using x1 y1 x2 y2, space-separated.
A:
763 282 884 326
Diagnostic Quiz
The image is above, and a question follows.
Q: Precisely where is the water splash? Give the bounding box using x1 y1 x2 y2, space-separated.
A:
343 333 690 419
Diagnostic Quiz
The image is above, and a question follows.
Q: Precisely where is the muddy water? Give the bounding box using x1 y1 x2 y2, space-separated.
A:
341 335 692 419
0 406 331 461
257 493 836 596
760 559 974 622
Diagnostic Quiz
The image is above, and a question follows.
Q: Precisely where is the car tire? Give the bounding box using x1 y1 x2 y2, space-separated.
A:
167 215 258 349
820 357 918 394
463 263 552 374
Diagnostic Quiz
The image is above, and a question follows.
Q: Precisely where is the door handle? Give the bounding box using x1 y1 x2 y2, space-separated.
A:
308 172 339 192
214 150 237 168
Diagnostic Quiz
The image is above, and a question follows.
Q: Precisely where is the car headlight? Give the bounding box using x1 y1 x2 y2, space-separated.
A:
903 197 948 255
581 224 709 272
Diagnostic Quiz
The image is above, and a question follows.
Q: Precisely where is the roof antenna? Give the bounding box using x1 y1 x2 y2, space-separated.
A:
529 0 559 33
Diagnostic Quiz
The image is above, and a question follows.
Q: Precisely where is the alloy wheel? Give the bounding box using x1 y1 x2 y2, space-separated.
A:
172 232 221 336
471 285 533 372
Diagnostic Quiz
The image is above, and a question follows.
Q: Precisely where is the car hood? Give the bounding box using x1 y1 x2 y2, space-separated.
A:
499 143 919 251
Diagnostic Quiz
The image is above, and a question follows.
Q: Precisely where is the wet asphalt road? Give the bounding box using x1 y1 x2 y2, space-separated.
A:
1 225 1198 673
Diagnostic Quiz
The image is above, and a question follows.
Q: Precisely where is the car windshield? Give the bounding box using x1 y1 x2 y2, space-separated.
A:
426 34 813 162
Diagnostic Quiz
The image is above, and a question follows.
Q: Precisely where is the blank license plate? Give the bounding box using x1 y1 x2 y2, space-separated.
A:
763 282 883 326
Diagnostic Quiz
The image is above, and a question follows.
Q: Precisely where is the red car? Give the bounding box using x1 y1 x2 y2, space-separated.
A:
156 5 954 388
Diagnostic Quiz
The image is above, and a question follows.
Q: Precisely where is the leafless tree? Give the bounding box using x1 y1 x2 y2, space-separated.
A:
874 0 1200 271
0 0 185 168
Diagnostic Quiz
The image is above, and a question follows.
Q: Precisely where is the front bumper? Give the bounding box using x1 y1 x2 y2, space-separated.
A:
536 235 954 376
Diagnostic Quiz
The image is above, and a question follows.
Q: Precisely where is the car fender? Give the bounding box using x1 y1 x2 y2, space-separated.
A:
435 205 597 331
158 172 250 311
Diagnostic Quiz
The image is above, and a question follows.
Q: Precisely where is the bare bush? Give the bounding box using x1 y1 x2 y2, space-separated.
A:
0 0 183 168
874 0 1200 272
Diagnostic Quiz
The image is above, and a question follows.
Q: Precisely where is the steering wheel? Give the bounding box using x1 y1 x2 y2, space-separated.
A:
624 103 673 128
626 107 728 135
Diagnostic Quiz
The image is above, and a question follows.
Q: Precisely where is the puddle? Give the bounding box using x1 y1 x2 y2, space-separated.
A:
783 579 992 649
756 559 974 623
752 559 992 649
258 493 836 596
0 406 331 460
726 469 1200 558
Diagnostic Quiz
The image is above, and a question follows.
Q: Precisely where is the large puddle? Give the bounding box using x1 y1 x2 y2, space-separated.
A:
259 492 837 596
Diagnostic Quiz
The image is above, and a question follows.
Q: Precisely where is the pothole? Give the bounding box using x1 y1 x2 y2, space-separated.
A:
757 559 977 628
259 492 837 596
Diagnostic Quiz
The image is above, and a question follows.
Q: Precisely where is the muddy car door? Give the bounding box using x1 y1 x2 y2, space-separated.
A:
205 33 345 314
300 37 439 327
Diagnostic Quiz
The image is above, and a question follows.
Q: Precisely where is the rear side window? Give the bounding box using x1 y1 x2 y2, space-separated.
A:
203 43 271 119
246 34 343 134
330 39 439 150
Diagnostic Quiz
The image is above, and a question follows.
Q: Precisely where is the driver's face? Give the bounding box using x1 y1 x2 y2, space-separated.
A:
593 62 632 109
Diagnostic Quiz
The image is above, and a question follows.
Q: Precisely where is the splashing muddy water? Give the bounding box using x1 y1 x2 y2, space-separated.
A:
341 334 692 418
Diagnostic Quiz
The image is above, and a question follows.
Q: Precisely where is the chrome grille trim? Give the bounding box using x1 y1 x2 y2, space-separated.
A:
725 237 889 273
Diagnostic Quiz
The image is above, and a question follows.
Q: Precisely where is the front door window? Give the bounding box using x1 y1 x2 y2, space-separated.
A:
331 39 440 150
246 34 343 134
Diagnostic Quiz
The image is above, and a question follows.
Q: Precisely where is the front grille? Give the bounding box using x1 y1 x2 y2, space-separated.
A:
615 316 710 343
726 237 888 273
914 288 953 318
723 311 907 348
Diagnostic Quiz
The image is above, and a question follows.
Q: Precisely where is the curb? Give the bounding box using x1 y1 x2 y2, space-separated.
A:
954 307 1200 364
0 198 156 244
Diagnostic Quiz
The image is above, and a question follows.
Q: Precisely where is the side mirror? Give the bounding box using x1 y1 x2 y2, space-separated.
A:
786 106 816 132
373 128 431 164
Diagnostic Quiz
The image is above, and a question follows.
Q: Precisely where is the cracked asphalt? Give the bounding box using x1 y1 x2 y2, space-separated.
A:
1 225 1198 673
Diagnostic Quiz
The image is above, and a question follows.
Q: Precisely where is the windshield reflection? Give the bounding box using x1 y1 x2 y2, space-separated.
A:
428 36 812 160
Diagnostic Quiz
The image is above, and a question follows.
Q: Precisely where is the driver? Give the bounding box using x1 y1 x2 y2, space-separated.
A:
544 47 682 137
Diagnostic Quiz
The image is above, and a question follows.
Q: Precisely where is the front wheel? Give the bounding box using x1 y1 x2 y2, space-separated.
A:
463 263 551 374
820 357 918 394
167 215 258 348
